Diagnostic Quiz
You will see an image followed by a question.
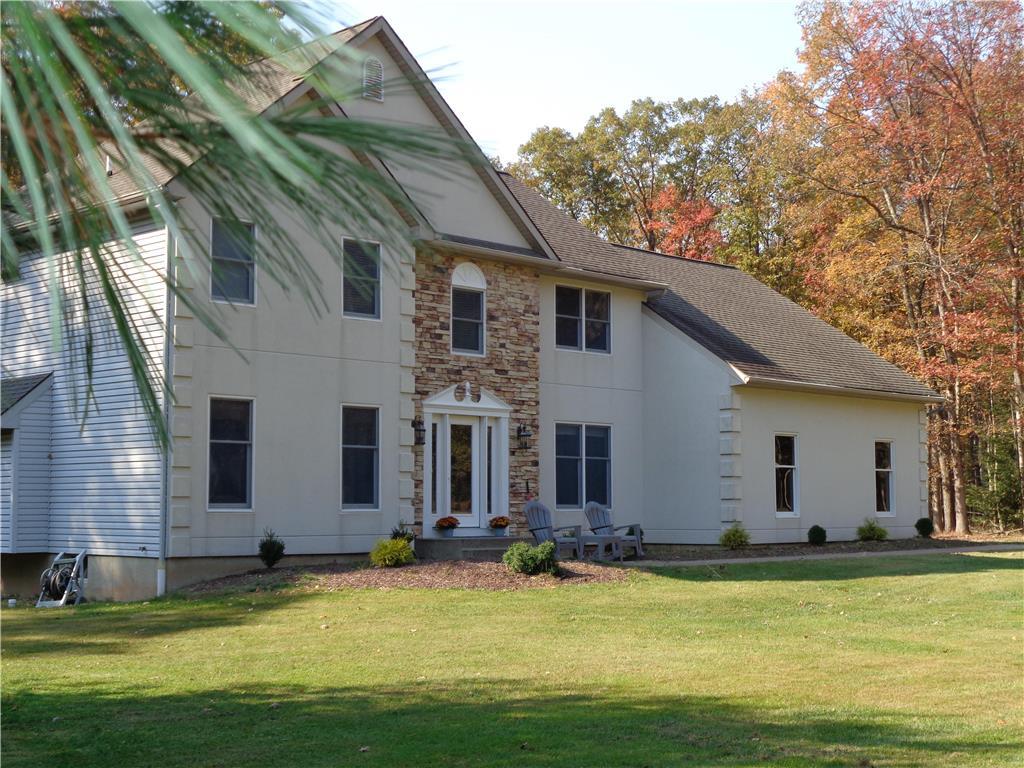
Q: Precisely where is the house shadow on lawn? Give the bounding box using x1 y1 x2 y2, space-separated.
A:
0 588 322 658
640 552 1024 583
2 680 1016 768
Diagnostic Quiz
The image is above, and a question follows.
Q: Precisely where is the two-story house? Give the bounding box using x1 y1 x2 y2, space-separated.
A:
1 17 939 600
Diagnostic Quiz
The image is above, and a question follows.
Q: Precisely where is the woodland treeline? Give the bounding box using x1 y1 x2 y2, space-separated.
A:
504 0 1023 533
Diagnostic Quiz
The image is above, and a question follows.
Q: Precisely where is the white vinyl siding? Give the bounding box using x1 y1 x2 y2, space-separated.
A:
0 224 167 557
13 390 52 551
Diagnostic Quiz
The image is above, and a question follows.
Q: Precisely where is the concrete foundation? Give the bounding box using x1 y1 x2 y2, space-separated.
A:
0 552 54 600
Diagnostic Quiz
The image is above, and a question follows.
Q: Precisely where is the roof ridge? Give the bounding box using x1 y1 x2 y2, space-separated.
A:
610 241 738 270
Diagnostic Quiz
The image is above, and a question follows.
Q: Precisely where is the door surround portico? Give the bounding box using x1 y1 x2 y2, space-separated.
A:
422 382 511 536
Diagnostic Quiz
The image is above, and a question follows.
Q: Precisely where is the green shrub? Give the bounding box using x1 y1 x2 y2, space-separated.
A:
914 517 935 538
719 523 750 550
258 528 285 569
807 525 827 546
857 519 889 542
390 521 415 543
502 541 558 575
370 538 415 568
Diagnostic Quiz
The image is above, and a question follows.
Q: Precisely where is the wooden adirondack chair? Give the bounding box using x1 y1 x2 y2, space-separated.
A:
524 501 583 560
584 502 644 559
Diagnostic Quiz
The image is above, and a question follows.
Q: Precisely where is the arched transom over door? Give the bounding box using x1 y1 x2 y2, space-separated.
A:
422 382 511 534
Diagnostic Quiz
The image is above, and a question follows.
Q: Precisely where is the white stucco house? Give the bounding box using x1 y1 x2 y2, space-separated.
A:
0 17 939 600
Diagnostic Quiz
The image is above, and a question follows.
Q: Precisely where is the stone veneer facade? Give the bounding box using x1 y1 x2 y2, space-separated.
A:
412 249 541 535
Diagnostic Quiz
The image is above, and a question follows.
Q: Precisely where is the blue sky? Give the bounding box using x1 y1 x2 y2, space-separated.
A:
330 1 803 160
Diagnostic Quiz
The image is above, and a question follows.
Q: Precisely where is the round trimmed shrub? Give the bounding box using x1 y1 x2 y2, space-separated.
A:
370 538 415 568
807 525 827 546
719 523 750 550
502 541 558 575
258 527 285 569
857 518 889 542
914 517 935 538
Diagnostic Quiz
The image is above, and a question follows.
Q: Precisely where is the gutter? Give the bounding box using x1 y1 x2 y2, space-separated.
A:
421 237 668 292
736 375 944 404
157 224 174 598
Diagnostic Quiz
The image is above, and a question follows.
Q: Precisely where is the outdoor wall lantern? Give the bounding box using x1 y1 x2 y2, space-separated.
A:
516 423 533 451
412 418 426 446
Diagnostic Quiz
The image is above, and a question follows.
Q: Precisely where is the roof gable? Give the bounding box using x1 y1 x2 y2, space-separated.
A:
342 19 556 258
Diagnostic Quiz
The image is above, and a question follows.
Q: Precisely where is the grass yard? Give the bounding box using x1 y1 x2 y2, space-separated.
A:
2 553 1022 767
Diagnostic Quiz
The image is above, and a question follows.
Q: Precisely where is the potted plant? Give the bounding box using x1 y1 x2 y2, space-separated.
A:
488 516 511 536
434 516 460 537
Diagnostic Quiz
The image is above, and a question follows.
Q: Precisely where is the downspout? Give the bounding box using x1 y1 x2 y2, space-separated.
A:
156 224 174 597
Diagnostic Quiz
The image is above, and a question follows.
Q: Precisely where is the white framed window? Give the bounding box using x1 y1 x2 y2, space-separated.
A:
774 434 798 516
208 397 253 509
555 422 611 508
341 405 379 510
210 218 255 304
362 57 384 101
555 285 610 353
875 441 894 516
451 262 487 356
342 239 381 319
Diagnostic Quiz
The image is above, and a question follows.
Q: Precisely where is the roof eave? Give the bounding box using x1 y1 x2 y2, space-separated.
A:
736 375 943 404
422 237 667 291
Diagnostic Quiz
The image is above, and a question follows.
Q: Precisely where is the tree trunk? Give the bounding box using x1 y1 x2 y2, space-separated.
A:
949 425 970 535
928 437 943 531
937 421 955 533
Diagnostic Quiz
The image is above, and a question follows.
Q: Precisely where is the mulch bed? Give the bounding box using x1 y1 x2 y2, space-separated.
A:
185 559 630 596
642 531 1024 562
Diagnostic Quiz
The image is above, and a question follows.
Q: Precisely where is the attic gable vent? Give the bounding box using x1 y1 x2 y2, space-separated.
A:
362 57 383 101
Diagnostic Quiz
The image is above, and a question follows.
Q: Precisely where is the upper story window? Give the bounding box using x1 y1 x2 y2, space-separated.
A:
211 218 255 304
875 441 893 515
555 286 610 353
362 57 384 101
451 262 486 355
775 434 798 516
342 240 381 319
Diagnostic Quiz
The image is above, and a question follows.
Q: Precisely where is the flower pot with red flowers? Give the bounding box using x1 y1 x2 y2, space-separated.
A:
434 516 460 537
488 516 511 536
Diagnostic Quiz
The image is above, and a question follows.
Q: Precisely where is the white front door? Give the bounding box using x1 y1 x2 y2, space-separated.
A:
447 415 480 527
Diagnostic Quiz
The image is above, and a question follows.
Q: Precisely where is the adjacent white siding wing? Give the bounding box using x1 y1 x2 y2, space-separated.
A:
1 224 168 557
14 388 52 551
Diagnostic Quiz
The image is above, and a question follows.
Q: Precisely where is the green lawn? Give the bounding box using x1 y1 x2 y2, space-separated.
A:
2 553 1022 767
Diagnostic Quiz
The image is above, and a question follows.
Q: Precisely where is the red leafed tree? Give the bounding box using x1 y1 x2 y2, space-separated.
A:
650 185 723 260
779 0 1024 532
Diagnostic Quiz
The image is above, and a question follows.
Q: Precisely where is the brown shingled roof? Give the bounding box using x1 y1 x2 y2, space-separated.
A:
499 171 937 401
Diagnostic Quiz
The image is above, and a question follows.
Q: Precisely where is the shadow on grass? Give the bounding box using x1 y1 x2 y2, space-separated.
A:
641 552 1024 583
0 589 322 657
2 680 1016 768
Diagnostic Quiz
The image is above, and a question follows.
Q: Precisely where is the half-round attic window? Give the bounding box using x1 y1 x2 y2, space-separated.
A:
452 261 486 290
362 57 383 101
